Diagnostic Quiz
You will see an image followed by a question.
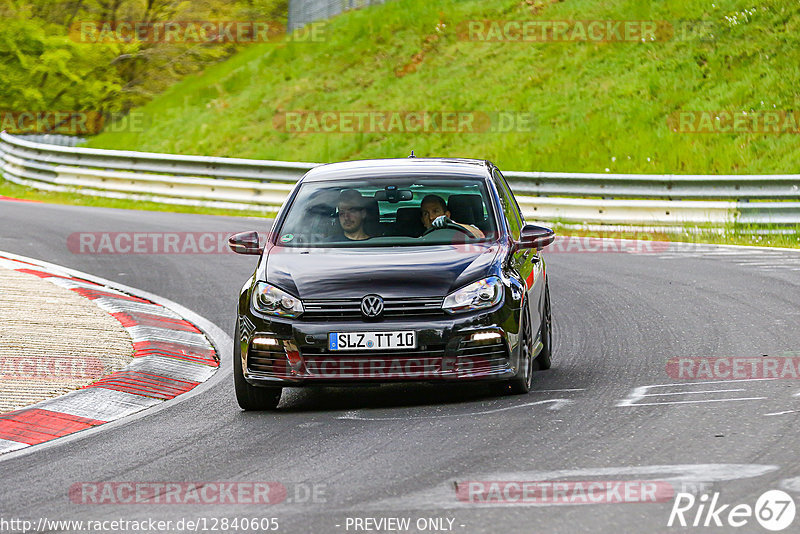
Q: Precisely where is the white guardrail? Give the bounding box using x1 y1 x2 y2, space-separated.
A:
2 131 799 226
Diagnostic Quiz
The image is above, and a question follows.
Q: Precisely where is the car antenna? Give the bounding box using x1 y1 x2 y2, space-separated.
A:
408 150 415 158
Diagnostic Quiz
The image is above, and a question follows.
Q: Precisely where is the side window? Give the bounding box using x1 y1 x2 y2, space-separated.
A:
493 169 522 240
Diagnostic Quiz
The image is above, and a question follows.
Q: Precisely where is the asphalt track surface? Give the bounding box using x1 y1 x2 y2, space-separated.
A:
1 200 799 534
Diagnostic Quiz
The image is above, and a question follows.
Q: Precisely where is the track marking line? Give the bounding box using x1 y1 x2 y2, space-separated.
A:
623 397 767 406
641 389 746 396
617 379 775 407
780 477 800 493
337 399 574 421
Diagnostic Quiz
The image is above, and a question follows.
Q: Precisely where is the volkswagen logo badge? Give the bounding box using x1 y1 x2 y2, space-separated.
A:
361 295 384 318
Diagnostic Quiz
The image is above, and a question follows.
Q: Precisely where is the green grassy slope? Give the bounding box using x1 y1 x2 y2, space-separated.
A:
88 0 800 175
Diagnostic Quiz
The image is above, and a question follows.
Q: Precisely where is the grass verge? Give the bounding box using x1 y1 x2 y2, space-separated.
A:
0 178 276 219
87 0 800 176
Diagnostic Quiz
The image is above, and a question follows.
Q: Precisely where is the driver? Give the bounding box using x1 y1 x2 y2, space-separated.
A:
420 195 485 238
335 189 371 241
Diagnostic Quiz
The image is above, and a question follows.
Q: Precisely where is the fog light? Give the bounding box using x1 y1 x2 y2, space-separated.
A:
471 332 501 342
252 336 279 347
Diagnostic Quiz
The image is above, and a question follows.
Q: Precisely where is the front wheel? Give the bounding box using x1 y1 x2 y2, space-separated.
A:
233 325 282 410
537 282 553 370
508 304 536 394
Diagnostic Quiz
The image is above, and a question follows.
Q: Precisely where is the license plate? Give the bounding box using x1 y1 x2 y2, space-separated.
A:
329 331 416 351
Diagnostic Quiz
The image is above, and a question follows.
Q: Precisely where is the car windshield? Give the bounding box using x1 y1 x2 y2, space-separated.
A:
275 176 497 247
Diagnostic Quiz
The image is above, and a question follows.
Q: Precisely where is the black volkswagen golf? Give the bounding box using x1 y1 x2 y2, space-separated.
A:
229 158 555 410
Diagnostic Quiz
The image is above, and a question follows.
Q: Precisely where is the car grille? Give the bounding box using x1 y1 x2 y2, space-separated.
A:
456 339 510 375
301 344 447 378
300 341 510 379
246 339 512 379
302 297 444 319
247 346 287 375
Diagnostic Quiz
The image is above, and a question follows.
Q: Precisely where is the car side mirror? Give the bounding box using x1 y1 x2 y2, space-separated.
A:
517 224 555 250
228 231 264 255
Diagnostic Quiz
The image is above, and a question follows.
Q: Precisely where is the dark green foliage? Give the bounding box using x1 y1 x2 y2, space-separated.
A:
0 0 288 125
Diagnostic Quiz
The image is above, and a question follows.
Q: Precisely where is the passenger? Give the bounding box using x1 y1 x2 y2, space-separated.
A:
335 189 371 241
420 194 485 238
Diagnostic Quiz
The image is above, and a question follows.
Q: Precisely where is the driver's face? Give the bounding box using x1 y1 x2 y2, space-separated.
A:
421 201 449 228
338 203 365 232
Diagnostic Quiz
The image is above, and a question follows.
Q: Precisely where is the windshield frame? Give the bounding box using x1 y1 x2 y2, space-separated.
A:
269 174 503 249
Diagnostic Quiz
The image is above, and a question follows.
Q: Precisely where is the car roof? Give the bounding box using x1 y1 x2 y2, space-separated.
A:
301 158 494 183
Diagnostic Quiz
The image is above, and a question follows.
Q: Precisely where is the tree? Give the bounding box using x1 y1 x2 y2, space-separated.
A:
0 0 289 131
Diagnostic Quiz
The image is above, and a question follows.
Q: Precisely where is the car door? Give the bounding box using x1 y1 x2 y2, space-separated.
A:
492 168 544 332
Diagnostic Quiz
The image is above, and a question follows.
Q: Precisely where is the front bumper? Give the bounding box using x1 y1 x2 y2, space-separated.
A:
238 308 521 386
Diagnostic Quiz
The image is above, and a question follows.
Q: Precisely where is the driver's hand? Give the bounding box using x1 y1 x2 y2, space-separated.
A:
432 215 452 229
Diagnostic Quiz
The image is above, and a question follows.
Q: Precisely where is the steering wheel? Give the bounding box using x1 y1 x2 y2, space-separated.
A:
422 220 475 237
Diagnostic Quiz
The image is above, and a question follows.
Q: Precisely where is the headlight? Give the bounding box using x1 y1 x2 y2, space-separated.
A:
251 281 304 318
442 276 503 314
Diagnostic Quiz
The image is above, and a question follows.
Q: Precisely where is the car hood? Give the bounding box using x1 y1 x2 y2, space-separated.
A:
260 244 501 299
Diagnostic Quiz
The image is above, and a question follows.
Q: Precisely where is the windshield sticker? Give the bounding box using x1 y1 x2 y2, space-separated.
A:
280 234 294 243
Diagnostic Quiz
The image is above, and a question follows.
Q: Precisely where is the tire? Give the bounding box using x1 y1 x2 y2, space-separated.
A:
537 282 553 370
234 325 282 410
508 303 536 394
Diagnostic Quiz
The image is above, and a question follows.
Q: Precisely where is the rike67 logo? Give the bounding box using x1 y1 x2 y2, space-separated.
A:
668 490 796 531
